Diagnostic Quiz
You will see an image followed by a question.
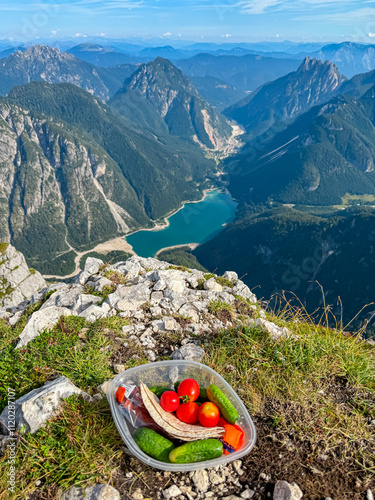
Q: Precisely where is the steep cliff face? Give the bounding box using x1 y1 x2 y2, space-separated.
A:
225 57 346 138
0 45 130 100
0 98 148 272
110 57 233 149
0 243 46 310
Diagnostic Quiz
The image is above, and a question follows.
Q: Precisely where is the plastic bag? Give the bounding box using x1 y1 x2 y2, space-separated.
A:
115 384 162 432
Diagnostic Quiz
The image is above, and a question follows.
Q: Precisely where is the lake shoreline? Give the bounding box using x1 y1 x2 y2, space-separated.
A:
127 189 237 258
155 242 199 258
124 187 219 240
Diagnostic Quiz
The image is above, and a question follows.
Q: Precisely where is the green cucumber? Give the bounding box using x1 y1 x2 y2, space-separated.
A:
169 439 223 463
133 427 175 462
207 384 239 424
148 385 170 398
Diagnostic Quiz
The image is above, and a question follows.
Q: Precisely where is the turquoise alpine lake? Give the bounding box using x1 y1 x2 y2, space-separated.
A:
126 190 238 258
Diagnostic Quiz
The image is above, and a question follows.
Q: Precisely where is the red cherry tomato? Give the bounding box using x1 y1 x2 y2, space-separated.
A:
177 379 200 402
198 402 220 427
160 391 180 412
176 401 199 424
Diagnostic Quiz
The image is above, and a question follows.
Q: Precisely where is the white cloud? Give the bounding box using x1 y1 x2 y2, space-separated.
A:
369 32 375 37
294 7 375 22
75 33 88 37
237 0 281 14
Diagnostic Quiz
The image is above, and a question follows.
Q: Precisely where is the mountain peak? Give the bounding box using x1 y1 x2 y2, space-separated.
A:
112 57 232 149
296 56 344 83
12 44 75 63
123 57 198 97
225 56 346 137
298 56 332 73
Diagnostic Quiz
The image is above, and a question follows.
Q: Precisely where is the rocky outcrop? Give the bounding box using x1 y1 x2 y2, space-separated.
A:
4 253 294 357
16 306 76 349
0 244 46 311
0 376 92 434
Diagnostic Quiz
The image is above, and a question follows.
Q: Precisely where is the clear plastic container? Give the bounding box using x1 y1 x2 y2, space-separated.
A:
107 360 257 471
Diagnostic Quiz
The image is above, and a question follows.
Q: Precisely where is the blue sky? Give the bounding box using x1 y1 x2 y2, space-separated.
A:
1 0 375 43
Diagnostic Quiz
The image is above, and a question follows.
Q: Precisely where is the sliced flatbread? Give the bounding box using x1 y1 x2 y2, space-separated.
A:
140 382 225 441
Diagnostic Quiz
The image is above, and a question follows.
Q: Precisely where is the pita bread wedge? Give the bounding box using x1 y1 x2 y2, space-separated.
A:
140 382 225 441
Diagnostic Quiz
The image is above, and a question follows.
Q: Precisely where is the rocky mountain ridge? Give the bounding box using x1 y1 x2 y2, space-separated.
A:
0 45 133 100
224 57 346 138
227 90 375 207
110 57 233 150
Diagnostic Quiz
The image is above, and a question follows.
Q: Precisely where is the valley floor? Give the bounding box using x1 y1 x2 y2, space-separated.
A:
42 237 135 280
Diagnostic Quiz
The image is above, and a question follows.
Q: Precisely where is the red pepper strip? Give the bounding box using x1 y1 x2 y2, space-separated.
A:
115 386 126 403
218 418 245 455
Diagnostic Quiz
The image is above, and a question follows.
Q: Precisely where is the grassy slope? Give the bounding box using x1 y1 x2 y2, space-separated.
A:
0 281 373 499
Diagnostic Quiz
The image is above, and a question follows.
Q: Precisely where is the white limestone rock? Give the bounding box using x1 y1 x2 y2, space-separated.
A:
0 376 92 434
79 304 109 322
106 282 152 311
179 303 200 323
163 485 182 499
254 318 292 341
0 244 46 311
223 271 238 282
273 480 303 500
162 316 180 331
171 343 205 362
61 484 120 500
40 285 84 310
84 257 103 276
233 281 257 303
76 270 91 285
16 306 76 348
190 469 209 493
203 278 223 292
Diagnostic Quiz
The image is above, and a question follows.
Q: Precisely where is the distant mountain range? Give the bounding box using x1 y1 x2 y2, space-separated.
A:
2 38 375 330
67 43 140 67
189 76 246 111
311 42 375 78
110 57 232 149
175 53 300 92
